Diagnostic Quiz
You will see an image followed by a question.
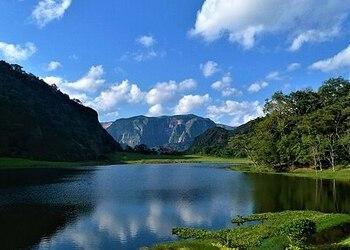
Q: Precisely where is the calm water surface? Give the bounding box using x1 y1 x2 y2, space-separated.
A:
0 164 349 249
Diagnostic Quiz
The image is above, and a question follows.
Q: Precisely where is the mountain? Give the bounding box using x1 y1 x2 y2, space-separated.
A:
106 114 216 151
188 119 257 156
216 124 236 131
188 127 233 155
101 121 113 129
0 61 120 161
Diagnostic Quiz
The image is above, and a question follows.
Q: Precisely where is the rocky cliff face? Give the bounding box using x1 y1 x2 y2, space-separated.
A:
0 61 120 161
106 114 216 151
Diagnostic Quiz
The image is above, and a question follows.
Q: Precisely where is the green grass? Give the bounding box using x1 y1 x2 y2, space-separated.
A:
230 164 350 181
107 152 250 164
152 211 350 250
152 240 229 250
0 153 249 169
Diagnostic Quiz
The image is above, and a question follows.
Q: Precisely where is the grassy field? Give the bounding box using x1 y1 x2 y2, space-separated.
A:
0 153 249 169
230 164 350 181
151 210 350 249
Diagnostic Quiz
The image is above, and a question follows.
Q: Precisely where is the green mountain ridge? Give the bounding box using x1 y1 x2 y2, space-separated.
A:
0 61 120 161
190 77 350 170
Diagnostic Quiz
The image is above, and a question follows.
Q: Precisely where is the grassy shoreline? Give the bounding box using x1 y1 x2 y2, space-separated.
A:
2 153 350 182
0 153 249 169
152 210 350 249
230 163 350 181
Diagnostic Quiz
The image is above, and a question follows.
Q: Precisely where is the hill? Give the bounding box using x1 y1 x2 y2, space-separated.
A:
106 114 216 151
0 61 120 161
190 77 350 171
188 120 256 156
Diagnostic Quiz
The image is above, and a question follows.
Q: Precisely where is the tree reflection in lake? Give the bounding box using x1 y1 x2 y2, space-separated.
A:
247 173 349 214
1 165 349 250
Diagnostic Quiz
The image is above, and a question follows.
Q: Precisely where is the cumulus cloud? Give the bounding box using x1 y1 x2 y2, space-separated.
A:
0 41 36 62
147 104 164 116
309 44 350 72
89 80 144 112
207 100 264 126
248 81 268 93
137 35 156 47
121 35 164 62
200 60 219 77
211 73 241 97
174 94 210 115
42 75 89 101
287 63 301 72
66 65 105 93
32 0 72 27
190 0 349 49
47 61 61 71
145 79 197 106
42 65 106 103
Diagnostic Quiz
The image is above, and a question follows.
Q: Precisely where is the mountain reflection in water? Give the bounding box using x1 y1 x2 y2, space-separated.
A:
0 164 348 250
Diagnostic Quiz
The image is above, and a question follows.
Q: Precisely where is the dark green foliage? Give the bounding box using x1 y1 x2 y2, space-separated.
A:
191 77 350 170
281 219 316 246
170 211 350 249
189 119 257 157
0 61 120 161
188 127 233 156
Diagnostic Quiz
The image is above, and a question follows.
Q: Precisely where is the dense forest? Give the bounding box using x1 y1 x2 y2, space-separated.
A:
0 61 120 161
191 78 350 171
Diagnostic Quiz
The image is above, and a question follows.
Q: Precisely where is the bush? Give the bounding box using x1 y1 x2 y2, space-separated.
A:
282 219 316 246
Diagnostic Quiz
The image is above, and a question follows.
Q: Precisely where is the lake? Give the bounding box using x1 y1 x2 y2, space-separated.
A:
1 163 349 249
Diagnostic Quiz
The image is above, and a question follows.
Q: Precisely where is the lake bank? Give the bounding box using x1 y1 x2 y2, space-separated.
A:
151 210 350 249
230 163 350 181
0 153 249 169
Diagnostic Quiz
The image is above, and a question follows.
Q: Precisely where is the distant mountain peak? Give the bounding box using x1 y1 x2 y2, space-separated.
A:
106 114 216 151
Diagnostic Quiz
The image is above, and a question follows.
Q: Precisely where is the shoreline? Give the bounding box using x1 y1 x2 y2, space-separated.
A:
2 154 350 182
230 164 350 182
0 153 249 170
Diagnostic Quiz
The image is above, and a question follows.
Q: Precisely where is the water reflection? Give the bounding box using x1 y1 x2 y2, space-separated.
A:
248 173 350 214
0 165 349 249
32 165 252 249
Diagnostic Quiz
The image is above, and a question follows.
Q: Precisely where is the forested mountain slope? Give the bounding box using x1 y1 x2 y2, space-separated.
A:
191 78 350 170
0 61 120 161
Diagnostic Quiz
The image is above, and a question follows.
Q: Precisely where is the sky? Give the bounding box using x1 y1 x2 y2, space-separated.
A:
0 0 350 125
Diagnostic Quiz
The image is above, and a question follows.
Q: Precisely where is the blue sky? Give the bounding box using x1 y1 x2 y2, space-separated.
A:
1 0 350 125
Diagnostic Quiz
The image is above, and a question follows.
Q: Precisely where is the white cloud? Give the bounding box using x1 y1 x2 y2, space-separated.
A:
174 94 210 115
0 41 36 62
134 50 158 62
32 0 72 27
137 35 156 47
266 71 282 81
200 60 219 77
248 81 268 93
42 65 106 103
287 63 301 72
43 75 89 101
211 73 241 97
47 61 61 71
207 100 264 126
145 79 197 106
147 104 164 116
89 80 144 112
310 44 350 72
288 24 341 51
66 65 105 93
190 0 349 49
